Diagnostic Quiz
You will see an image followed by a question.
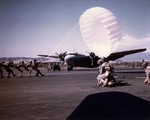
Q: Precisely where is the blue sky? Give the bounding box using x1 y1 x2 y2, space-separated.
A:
0 0 150 57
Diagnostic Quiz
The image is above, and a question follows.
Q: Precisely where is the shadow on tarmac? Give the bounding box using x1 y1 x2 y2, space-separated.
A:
110 81 130 87
67 91 150 120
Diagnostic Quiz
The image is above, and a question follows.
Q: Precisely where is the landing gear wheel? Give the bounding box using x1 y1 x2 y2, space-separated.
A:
67 66 73 71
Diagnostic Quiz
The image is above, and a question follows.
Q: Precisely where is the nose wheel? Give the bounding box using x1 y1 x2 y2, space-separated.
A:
67 66 73 71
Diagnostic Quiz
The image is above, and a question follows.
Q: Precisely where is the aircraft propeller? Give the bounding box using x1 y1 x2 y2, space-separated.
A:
55 52 67 61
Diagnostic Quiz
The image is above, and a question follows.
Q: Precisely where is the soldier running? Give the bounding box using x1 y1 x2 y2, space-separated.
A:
26 61 33 77
32 59 44 77
2 61 16 78
0 62 4 78
15 61 24 77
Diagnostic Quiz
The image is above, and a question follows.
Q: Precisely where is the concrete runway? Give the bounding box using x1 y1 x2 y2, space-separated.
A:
0 67 150 120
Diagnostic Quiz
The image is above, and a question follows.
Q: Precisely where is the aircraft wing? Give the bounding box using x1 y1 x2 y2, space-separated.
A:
107 48 146 61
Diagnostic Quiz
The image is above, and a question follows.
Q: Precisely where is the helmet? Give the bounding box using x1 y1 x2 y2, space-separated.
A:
142 61 148 68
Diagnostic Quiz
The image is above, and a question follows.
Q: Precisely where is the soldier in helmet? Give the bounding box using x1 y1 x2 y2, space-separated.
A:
0 62 4 78
2 61 16 78
32 59 44 77
26 61 33 77
97 57 116 87
142 61 150 84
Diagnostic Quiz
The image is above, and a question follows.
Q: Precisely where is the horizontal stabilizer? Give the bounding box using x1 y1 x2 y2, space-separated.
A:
38 54 59 58
38 54 49 57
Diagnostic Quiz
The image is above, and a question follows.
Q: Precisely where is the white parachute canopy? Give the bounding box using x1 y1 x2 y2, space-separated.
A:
79 7 122 57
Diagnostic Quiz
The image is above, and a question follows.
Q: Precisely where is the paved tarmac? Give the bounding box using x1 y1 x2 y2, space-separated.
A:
0 67 150 120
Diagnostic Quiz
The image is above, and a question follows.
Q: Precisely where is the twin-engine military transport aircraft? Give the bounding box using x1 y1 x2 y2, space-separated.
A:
38 7 147 71
38 48 146 71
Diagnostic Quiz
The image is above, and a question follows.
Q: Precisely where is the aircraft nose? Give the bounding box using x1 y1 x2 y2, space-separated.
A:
64 55 74 64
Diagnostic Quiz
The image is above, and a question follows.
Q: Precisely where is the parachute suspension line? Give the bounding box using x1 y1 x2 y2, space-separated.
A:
50 23 79 53
67 23 89 52
50 22 89 54
63 23 80 41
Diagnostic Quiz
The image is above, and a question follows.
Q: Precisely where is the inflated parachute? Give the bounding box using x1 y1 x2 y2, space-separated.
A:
79 7 122 57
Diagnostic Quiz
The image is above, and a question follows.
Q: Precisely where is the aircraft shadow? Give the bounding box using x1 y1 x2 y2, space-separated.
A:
66 91 150 120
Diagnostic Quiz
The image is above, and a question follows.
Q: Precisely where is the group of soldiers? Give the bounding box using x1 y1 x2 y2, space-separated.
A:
1 57 150 85
97 57 150 87
0 59 44 78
